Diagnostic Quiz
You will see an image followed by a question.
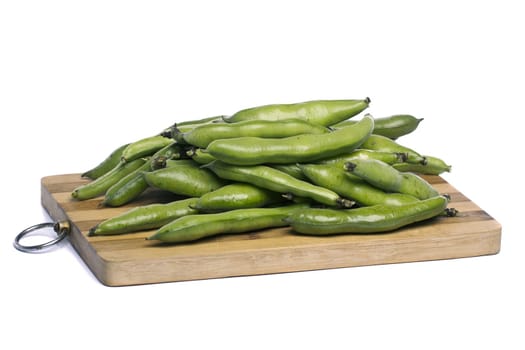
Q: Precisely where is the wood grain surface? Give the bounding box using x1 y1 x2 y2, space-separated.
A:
41 173 501 286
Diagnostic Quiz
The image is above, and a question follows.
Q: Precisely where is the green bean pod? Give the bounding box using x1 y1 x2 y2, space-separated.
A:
71 158 147 200
193 183 284 212
101 160 152 207
180 118 330 148
334 114 423 139
158 158 205 169
121 135 173 163
344 158 439 200
186 148 217 165
147 204 307 243
223 97 370 126
88 198 199 236
361 134 426 164
144 161 227 197
317 149 407 167
151 157 194 170
81 143 130 179
175 115 225 132
207 114 374 166
373 114 424 139
166 118 228 142
204 161 354 208
269 164 308 180
101 142 189 207
150 141 187 164
285 195 449 235
299 163 419 207
392 155 452 175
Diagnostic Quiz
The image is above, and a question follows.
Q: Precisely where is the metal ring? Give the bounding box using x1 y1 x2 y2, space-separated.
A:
13 221 70 253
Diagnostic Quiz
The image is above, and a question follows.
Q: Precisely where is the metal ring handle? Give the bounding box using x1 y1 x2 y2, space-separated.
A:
13 221 70 253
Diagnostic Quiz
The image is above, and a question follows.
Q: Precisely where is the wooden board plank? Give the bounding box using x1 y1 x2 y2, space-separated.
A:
41 173 501 286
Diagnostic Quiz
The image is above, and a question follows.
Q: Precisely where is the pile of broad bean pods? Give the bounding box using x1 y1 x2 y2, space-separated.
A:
73 97 456 243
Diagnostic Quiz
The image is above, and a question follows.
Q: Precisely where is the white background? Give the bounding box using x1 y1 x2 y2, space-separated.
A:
1 1 523 349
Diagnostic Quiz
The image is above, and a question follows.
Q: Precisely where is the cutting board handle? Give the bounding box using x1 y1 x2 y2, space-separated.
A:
13 221 70 253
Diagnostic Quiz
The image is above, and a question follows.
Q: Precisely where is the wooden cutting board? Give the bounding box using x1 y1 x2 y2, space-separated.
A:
41 173 501 286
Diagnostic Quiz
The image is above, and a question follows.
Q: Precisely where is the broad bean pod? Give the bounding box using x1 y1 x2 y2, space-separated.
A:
72 158 147 200
344 158 439 200
333 114 423 139
181 118 329 148
361 134 426 164
223 97 370 126
207 114 374 166
102 142 186 207
81 143 130 179
392 155 451 175
193 183 284 212
299 163 420 207
185 148 216 165
147 204 307 243
89 198 199 236
144 160 227 197
121 135 173 163
204 161 354 208
285 195 449 235
317 149 407 167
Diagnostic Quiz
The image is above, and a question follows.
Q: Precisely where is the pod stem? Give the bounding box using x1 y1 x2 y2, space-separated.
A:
186 147 197 157
396 152 409 162
336 198 356 208
169 124 187 143
282 193 294 201
343 161 357 172
159 123 182 139
444 208 458 217
87 226 98 237
159 126 174 138
151 156 168 170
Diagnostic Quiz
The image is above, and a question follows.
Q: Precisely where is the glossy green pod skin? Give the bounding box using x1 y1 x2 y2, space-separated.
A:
344 158 439 200
269 164 308 180
186 148 217 165
207 114 374 166
392 155 451 175
71 158 147 200
334 115 423 139
285 195 449 235
151 157 197 170
176 115 225 128
147 204 306 243
361 134 426 164
102 142 188 207
121 135 173 162
163 159 205 168
299 163 419 207
150 142 187 164
373 115 424 139
181 118 330 148
317 149 407 167
193 183 284 212
204 161 354 208
88 198 199 236
101 161 152 207
144 161 227 197
223 97 370 126
164 117 226 139
81 143 130 179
